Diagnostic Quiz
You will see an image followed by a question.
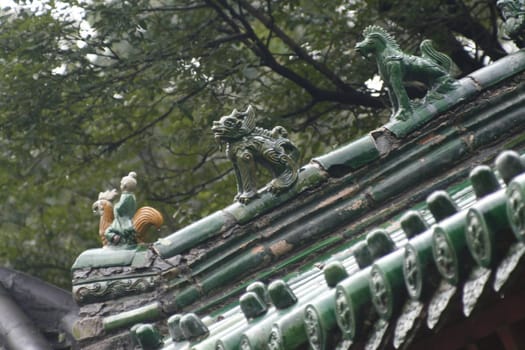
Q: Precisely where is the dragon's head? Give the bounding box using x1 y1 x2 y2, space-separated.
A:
356 25 399 58
212 105 256 143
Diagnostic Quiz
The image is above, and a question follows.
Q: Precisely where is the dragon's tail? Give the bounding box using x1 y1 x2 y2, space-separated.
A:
133 206 164 242
420 39 456 75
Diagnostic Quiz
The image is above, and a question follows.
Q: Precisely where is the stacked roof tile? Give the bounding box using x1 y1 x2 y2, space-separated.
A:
129 150 525 350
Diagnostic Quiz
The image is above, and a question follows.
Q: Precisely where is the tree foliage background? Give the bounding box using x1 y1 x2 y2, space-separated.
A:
0 0 515 288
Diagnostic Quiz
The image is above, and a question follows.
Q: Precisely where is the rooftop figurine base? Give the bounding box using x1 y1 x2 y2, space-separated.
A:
72 245 149 270
71 244 170 306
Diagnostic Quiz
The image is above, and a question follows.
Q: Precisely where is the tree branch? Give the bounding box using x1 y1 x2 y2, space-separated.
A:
236 0 353 92
205 33 250 48
279 99 319 119
446 14 506 61
206 0 383 108
96 85 206 155
139 4 209 12
149 168 233 203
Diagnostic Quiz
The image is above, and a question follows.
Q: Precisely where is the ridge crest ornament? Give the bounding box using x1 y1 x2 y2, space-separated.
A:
356 25 458 121
212 105 300 204
73 276 158 304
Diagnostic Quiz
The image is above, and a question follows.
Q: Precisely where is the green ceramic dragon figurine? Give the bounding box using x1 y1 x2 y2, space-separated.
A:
356 25 458 122
212 106 300 204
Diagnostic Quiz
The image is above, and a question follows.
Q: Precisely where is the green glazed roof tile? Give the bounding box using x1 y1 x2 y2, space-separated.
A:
385 79 479 137
152 164 327 260
224 163 328 224
312 134 381 173
469 50 525 89
103 302 162 332
155 150 525 350
385 50 525 138
72 245 145 270
153 210 234 259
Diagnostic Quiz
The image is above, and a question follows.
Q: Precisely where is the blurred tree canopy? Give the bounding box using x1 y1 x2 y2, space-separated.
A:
0 0 515 288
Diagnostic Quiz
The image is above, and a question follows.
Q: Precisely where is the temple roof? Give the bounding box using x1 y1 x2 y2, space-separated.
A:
70 49 525 350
